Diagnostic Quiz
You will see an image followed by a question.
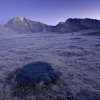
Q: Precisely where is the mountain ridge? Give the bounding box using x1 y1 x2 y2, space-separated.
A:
1 17 100 33
4 17 54 33
53 18 100 33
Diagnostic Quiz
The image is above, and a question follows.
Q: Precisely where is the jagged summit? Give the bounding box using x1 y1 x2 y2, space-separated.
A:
14 17 20 19
7 17 27 24
4 17 53 33
14 17 24 22
10 17 23 22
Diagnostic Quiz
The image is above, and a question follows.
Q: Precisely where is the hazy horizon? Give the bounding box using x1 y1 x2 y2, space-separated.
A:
0 0 100 25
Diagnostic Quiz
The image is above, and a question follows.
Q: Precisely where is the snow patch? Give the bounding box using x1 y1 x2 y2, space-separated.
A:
20 18 23 21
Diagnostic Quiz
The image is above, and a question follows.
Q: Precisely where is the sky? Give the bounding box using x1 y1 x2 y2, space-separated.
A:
0 0 100 25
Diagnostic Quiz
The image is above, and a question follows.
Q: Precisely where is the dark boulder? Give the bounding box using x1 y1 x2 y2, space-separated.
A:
15 61 60 85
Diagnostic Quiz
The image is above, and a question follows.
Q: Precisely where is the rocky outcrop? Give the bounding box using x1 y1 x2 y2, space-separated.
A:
66 18 100 28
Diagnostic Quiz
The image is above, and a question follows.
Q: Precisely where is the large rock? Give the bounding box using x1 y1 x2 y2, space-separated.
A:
15 61 60 85
76 90 100 100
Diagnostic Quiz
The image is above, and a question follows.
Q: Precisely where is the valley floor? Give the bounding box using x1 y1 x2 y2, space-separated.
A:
0 30 100 100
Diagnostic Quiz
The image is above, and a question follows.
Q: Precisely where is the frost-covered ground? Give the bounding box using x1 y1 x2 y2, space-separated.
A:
0 30 100 100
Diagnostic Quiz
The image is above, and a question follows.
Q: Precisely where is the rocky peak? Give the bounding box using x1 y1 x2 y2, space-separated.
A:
4 17 53 33
66 18 100 24
12 17 24 22
13 17 20 20
58 22 65 25
66 18 83 24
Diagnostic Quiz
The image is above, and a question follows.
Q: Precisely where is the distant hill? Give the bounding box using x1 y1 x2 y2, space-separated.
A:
3 17 100 33
0 24 13 34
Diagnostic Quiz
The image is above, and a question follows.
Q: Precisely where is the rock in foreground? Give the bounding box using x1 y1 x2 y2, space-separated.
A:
15 61 60 85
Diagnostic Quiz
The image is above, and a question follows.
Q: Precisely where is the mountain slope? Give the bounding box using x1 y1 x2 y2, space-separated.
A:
4 17 54 33
0 24 13 34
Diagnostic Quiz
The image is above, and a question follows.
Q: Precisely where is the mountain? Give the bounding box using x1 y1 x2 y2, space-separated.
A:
53 18 100 33
3 17 100 33
0 24 13 34
52 22 71 33
4 17 54 33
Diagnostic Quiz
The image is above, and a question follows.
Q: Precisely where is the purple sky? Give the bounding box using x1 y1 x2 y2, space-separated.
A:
0 0 100 25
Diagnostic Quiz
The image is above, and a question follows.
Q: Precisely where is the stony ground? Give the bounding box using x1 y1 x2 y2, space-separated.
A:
0 29 100 100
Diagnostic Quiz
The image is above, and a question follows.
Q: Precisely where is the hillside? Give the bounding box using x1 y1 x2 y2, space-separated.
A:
4 17 54 33
0 24 13 34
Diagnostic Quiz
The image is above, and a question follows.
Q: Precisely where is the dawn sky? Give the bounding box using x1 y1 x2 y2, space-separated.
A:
0 0 100 25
